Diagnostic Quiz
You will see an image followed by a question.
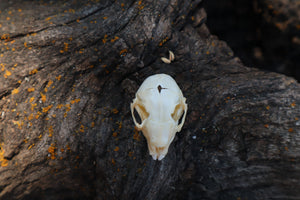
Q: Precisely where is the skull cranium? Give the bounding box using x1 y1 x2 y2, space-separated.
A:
131 74 187 160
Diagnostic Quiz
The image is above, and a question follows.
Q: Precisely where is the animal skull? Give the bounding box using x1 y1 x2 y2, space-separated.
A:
131 74 187 160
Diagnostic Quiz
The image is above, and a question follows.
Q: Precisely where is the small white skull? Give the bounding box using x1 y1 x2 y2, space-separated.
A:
131 74 187 160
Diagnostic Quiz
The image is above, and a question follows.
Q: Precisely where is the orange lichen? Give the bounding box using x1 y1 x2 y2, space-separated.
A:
1 63 5 71
288 128 294 133
284 146 289 151
56 104 64 109
29 69 38 75
63 43 69 52
11 88 19 95
31 103 37 111
55 75 62 80
0 145 8 167
114 146 120 152
40 92 46 103
111 36 119 43
133 127 141 141
119 48 128 56
28 143 35 150
28 113 34 121
49 125 54 137
112 132 118 137
112 108 119 114
48 144 57 160
42 105 53 113
159 37 168 46
66 144 71 151
264 124 269 128
46 80 53 88
111 158 116 165
266 105 270 110
79 125 85 133
102 34 108 44
27 88 35 92
128 151 134 157
4 70 11 78
291 102 296 107
65 104 71 112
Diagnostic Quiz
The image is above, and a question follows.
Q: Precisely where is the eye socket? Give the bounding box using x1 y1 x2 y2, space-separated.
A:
171 104 184 125
134 104 149 124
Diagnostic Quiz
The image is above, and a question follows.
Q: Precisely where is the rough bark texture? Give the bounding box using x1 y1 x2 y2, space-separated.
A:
203 0 300 81
0 0 299 200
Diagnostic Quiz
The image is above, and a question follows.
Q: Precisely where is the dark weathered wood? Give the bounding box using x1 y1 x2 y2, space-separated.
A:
0 0 299 199
203 0 300 81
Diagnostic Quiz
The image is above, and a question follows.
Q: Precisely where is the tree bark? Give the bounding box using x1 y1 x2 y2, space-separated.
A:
0 0 299 199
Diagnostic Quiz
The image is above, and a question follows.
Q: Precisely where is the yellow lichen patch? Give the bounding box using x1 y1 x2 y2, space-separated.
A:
133 127 141 141
65 104 71 112
91 122 95 128
48 144 57 160
56 104 64 109
266 105 270 110
4 70 11 78
49 125 54 137
31 103 37 111
45 17 52 21
42 105 53 113
110 36 119 43
66 144 71 151
116 121 122 129
46 80 53 88
111 158 116 165
112 132 118 137
28 113 34 121
28 143 35 150
114 146 119 152
284 146 289 151
288 128 294 133
12 88 19 95
27 88 35 92
79 125 85 133
55 75 62 80
0 145 8 167
71 98 81 104
128 151 134 157
63 42 68 52
112 108 119 114
12 120 24 129
40 92 46 103
119 48 128 56
29 69 38 75
291 102 296 108
102 34 108 44
159 37 169 46
1 63 5 71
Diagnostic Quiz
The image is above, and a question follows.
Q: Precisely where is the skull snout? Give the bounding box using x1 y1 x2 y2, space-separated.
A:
145 120 176 160
149 145 168 161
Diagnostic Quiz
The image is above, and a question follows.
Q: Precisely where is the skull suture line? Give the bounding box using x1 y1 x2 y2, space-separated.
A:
131 74 187 160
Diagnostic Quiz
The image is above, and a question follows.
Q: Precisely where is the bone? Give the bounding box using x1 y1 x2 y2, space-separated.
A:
130 74 187 160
